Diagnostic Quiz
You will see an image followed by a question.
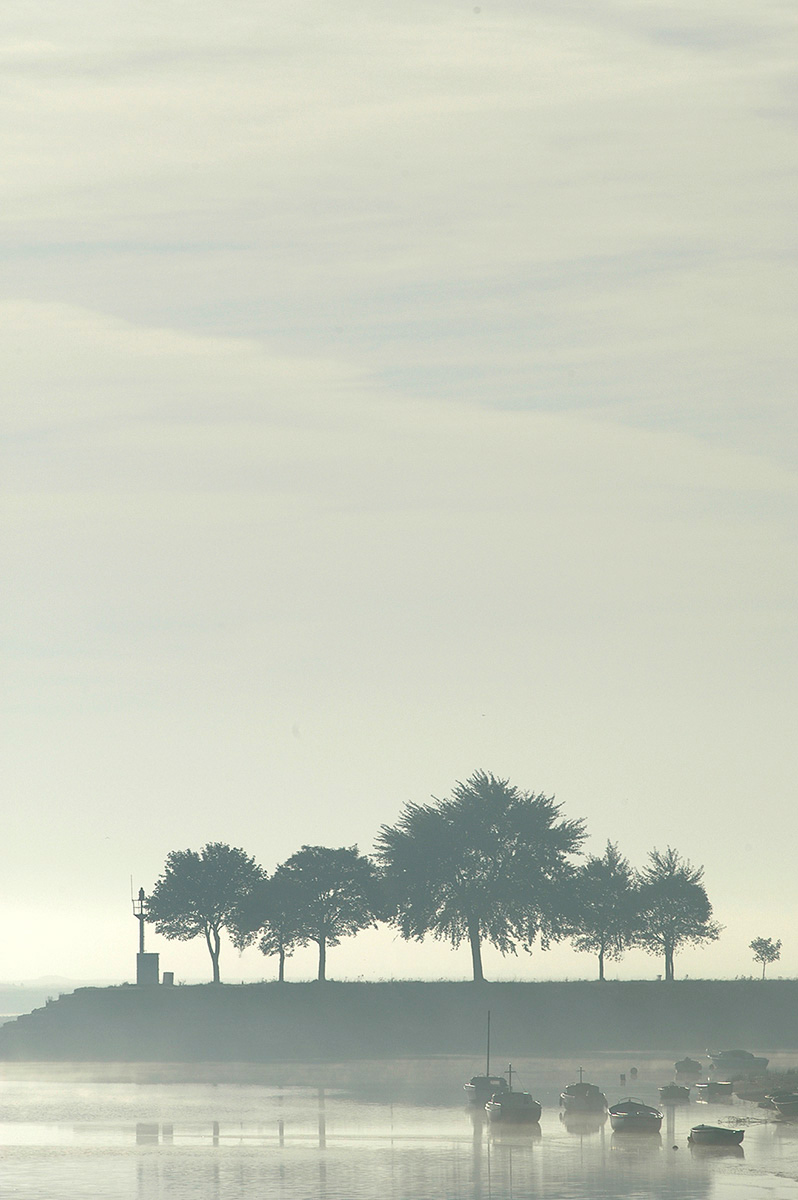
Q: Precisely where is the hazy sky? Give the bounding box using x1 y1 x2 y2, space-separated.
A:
3 0 796 985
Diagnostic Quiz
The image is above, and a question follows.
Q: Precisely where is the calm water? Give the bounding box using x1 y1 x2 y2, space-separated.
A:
1 1055 798 1198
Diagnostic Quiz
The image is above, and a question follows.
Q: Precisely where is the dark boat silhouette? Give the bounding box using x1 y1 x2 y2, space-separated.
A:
608 1098 663 1133
485 1063 542 1124
560 1066 607 1112
689 1124 744 1147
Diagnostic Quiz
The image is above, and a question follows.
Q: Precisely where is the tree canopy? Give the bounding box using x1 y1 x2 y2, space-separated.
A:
569 841 637 981
375 769 586 982
146 842 264 983
750 936 781 979
270 845 381 981
230 871 307 982
634 846 721 981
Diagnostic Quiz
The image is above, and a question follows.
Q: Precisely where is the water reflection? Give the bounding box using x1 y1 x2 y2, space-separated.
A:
559 1109 607 1135
0 1058 795 1199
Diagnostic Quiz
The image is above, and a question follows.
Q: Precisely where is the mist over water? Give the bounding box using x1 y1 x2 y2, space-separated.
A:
2 1056 798 1199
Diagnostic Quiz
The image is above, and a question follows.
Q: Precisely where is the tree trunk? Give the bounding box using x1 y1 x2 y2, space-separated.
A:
664 943 674 982
205 925 221 984
467 919 485 983
598 947 605 982
762 961 767 980
318 936 326 982
278 947 286 983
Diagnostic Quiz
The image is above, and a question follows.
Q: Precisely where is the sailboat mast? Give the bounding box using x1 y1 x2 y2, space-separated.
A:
486 1009 491 1076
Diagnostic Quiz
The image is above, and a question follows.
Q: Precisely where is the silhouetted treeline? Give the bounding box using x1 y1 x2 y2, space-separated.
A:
145 770 720 984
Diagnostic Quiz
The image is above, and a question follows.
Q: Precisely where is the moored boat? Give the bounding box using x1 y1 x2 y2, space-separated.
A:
465 1074 508 1104
688 1124 744 1146
464 1010 508 1105
485 1063 542 1124
695 1080 733 1101
708 1049 768 1077
486 1089 542 1123
560 1067 607 1112
608 1098 663 1133
772 1093 798 1120
659 1083 690 1103
675 1057 702 1077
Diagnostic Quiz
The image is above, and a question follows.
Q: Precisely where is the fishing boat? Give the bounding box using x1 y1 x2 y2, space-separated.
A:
608 1098 663 1133
658 1083 690 1103
485 1064 542 1124
675 1057 702 1077
695 1080 733 1101
464 1010 508 1104
560 1067 607 1112
688 1124 744 1146
708 1049 768 1076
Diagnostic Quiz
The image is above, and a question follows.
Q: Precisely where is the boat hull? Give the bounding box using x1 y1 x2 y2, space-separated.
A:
609 1100 663 1133
486 1093 542 1123
773 1095 798 1120
689 1125 744 1146
560 1084 607 1112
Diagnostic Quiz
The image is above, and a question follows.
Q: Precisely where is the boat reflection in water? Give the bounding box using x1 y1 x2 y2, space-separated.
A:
559 1108 608 1135
611 1132 663 1156
688 1141 745 1159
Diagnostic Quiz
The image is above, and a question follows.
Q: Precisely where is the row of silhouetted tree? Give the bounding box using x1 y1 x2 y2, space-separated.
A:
144 770 721 984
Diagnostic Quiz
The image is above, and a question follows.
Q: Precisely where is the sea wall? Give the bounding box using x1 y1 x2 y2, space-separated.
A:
0 980 795 1062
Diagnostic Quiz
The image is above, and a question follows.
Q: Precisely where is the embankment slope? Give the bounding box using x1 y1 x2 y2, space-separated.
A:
0 980 794 1062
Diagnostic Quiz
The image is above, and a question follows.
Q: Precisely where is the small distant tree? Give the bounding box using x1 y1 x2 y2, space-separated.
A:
750 936 781 979
146 842 264 983
569 841 637 981
272 845 381 981
634 846 722 981
231 872 306 983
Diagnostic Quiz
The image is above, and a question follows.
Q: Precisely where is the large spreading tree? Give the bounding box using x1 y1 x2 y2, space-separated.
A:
634 846 721 981
146 842 264 983
270 845 381 981
569 840 637 981
375 770 586 982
